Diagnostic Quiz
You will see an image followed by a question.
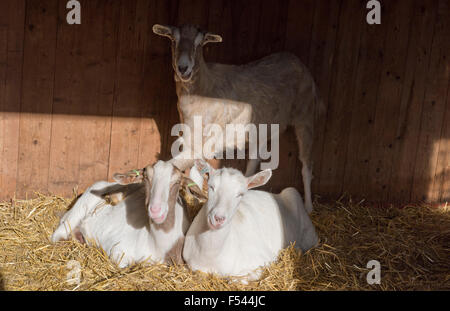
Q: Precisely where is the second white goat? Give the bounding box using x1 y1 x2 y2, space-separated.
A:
182 160 319 281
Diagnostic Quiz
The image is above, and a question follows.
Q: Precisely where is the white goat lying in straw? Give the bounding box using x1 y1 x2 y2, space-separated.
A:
51 161 205 268
182 160 319 281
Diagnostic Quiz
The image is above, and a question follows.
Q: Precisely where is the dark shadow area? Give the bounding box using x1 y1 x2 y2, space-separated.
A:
0 271 5 291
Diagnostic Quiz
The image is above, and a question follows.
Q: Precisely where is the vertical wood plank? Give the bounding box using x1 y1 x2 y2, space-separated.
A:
205 0 233 64
137 0 177 168
388 0 438 202
342 0 393 200
49 0 119 195
428 0 450 204
229 0 262 64
437 90 449 202
307 0 341 198
318 0 365 197
77 0 120 191
285 0 315 64
0 0 25 200
176 0 209 27
16 0 58 198
411 0 450 202
365 0 414 201
107 0 151 178
256 0 289 57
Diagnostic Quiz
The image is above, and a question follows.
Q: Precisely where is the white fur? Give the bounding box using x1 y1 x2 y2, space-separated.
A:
182 165 319 281
51 161 195 268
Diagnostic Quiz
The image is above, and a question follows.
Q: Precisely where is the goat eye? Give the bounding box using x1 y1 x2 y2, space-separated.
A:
237 193 244 198
209 185 215 192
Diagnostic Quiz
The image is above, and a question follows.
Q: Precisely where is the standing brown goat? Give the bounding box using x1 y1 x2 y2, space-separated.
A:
153 24 324 213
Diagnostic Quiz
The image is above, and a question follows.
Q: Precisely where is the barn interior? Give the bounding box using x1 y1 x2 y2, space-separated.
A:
0 0 448 291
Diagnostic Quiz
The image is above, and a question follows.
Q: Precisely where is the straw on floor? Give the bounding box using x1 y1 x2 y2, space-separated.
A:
0 192 448 290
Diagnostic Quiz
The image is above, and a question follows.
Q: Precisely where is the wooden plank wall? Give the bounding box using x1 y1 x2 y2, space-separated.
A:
0 0 449 203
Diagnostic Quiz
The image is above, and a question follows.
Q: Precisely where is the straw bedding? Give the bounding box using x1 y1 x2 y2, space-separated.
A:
0 193 448 291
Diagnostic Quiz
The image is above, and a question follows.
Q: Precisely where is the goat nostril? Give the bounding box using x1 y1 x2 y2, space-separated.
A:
178 65 188 74
214 215 225 224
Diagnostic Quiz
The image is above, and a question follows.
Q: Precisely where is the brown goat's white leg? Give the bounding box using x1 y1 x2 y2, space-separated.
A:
295 125 314 213
301 164 313 214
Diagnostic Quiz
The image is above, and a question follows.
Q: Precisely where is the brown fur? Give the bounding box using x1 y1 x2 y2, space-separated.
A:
164 236 185 265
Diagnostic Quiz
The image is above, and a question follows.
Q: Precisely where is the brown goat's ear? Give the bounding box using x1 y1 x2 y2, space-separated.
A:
113 168 145 185
152 24 175 39
182 177 208 200
203 32 222 45
246 169 272 190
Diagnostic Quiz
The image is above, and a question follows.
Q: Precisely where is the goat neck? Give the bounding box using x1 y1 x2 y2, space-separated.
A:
190 206 233 259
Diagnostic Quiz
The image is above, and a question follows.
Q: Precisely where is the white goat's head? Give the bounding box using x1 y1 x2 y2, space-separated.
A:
194 160 272 230
114 160 205 227
152 24 222 82
113 161 182 225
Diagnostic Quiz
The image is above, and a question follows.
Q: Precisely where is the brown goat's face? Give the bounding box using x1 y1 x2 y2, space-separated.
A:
153 24 222 82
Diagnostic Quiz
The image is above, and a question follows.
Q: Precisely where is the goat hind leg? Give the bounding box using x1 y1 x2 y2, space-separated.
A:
51 181 113 242
245 158 261 177
294 125 314 214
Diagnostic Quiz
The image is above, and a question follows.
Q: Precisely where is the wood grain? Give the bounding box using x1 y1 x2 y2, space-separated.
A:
411 0 450 202
16 0 57 198
388 0 438 202
0 0 25 199
0 0 447 203
318 0 365 197
308 0 341 197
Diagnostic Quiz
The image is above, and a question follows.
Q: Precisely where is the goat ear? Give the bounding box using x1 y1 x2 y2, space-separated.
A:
113 168 145 185
194 159 213 175
246 169 272 190
152 24 175 39
203 32 222 45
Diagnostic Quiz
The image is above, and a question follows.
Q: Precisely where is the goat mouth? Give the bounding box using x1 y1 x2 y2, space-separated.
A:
150 211 167 224
178 72 193 82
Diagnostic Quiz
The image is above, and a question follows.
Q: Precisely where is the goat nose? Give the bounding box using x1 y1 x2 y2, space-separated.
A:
178 65 188 74
150 204 161 214
214 215 225 224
